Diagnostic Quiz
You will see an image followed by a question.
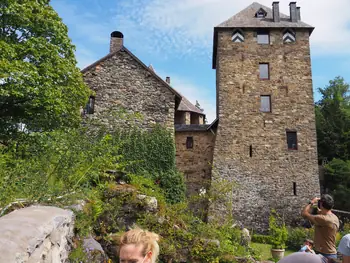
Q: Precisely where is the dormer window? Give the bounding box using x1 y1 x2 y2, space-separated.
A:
255 8 267 18
232 29 244 43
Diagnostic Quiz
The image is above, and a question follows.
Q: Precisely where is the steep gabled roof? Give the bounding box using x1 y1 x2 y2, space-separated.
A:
177 96 204 115
217 2 313 29
81 47 182 102
212 2 314 69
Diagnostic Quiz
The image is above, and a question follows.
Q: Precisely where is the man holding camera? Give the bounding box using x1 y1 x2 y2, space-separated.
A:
302 194 340 260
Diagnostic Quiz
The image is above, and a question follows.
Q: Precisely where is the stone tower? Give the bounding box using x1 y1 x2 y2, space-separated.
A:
210 2 320 230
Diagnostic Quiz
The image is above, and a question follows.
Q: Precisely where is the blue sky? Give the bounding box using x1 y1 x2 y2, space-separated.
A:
51 0 350 122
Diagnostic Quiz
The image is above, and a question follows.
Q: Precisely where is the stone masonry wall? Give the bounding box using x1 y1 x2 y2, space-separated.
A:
175 130 215 216
210 29 320 231
83 50 176 130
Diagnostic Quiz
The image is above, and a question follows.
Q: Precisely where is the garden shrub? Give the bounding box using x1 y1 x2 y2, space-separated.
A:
286 227 314 250
252 234 272 244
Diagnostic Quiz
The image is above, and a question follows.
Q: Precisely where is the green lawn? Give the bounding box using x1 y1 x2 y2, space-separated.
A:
251 242 294 261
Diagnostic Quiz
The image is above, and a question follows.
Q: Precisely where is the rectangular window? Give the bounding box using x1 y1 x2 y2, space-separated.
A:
259 63 269 79
85 96 95 114
260 95 271 112
186 137 193 149
293 182 297 196
286 131 298 150
257 30 269 44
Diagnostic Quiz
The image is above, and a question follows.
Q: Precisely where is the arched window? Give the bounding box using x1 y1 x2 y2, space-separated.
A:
232 29 244 43
283 29 296 43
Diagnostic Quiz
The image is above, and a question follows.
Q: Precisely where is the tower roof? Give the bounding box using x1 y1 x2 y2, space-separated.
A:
216 2 313 29
212 2 314 69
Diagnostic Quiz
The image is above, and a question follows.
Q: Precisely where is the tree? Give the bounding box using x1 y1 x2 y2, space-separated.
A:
0 0 89 143
315 77 350 162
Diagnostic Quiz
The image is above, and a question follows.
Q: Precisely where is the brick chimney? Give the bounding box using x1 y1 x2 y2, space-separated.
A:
166 77 170 84
110 31 123 53
289 2 297 23
272 2 280 22
296 7 301 21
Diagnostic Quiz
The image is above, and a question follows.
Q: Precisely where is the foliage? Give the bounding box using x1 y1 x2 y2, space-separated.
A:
286 227 314 251
323 159 350 211
0 0 90 143
252 234 272 244
316 76 350 162
269 210 288 249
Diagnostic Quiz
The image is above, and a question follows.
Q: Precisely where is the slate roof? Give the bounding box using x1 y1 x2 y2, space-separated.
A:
217 2 313 29
175 124 210 132
177 95 204 115
212 2 314 69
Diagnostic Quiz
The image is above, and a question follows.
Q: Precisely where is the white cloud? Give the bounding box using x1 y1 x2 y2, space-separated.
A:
115 0 350 57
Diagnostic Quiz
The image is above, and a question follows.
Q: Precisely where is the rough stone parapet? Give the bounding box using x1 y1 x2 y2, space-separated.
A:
0 206 74 263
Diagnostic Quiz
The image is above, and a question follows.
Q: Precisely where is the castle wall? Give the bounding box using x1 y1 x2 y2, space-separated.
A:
82 50 175 130
175 130 215 216
210 29 320 231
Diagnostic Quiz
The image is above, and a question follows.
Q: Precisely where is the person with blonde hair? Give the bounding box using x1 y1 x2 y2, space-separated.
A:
118 228 160 263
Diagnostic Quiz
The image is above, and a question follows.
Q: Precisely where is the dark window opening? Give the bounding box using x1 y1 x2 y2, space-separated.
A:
257 30 269 44
186 137 193 149
287 131 298 150
293 182 297 196
249 145 253 157
259 63 269 79
255 8 267 18
260 95 271 112
85 96 95 114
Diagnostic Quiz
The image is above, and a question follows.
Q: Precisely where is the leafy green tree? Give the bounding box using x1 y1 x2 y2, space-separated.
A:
324 159 350 211
0 0 89 143
315 76 350 162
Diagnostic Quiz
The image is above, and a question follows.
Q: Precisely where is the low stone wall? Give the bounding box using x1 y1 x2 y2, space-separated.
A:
0 206 74 263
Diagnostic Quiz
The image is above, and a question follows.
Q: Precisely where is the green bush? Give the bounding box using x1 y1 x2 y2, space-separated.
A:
286 227 314 250
269 210 288 249
252 234 272 244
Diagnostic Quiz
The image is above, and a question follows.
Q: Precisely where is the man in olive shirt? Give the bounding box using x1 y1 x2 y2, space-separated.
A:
302 194 340 260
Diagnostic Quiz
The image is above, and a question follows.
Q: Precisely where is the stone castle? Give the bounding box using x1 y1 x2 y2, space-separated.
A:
81 1 320 230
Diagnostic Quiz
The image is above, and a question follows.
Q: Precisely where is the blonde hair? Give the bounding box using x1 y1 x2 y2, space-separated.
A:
118 228 160 263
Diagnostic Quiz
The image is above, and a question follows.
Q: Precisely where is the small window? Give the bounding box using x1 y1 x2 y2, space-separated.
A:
259 63 269 79
286 131 298 150
255 8 267 18
257 30 269 44
260 95 271 112
249 145 253 157
85 96 95 114
186 137 193 149
293 182 297 196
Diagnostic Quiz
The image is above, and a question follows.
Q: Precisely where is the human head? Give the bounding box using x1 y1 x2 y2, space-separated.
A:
118 228 160 263
338 234 350 263
305 239 314 248
320 194 334 211
278 252 324 263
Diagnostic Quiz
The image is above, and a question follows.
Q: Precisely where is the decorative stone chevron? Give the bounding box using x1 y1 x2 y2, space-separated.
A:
232 30 245 42
283 29 296 43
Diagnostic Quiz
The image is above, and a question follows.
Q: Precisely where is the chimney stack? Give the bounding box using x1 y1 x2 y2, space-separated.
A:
289 2 297 23
296 7 301 21
272 2 280 22
110 31 123 53
166 77 171 84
